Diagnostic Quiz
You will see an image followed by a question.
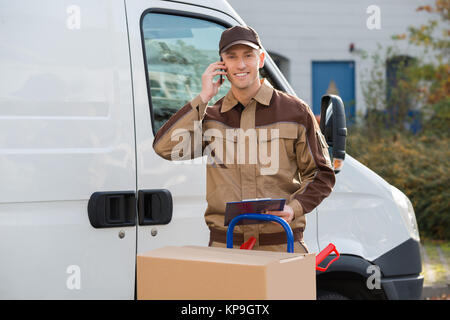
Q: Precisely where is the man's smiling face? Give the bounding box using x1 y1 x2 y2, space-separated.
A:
221 44 265 90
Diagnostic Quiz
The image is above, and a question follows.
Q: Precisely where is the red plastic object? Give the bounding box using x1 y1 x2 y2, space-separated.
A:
316 243 340 271
240 236 256 250
239 238 340 272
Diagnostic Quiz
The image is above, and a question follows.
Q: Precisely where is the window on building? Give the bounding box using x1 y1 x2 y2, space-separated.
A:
386 55 421 132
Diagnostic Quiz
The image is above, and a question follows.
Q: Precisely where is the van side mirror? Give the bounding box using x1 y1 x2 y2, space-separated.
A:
319 94 347 173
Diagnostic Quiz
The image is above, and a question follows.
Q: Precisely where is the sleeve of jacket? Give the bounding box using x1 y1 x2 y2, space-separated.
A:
152 95 207 161
287 101 336 220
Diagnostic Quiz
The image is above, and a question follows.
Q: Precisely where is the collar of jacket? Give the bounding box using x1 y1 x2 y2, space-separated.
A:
220 78 274 113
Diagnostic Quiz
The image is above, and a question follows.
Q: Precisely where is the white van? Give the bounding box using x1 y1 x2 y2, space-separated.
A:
0 0 423 299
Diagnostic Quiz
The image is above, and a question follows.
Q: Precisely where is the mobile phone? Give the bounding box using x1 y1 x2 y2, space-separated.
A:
220 56 224 84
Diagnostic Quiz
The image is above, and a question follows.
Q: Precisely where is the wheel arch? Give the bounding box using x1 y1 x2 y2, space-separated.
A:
316 254 387 300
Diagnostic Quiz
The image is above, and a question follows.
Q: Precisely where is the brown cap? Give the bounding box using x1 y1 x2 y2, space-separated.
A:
219 25 262 54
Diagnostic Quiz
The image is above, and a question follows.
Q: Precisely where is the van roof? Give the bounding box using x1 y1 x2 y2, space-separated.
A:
164 0 245 25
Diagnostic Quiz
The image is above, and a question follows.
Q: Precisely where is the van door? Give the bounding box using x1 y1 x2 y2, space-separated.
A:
0 1 136 299
125 0 237 253
125 0 319 254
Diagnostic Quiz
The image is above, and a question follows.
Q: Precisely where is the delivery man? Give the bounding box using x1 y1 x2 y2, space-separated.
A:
153 26 336 253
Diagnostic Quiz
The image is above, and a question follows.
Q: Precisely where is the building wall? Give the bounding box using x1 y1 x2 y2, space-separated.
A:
226 0 440 116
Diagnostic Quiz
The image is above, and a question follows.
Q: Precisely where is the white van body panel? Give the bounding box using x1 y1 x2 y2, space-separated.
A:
0 0 136 298
317 155 410 261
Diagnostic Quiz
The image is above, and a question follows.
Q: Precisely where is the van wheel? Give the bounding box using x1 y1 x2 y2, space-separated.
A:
317 290 350 300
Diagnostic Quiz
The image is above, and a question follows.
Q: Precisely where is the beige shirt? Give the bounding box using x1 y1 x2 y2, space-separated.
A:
153 78 335 246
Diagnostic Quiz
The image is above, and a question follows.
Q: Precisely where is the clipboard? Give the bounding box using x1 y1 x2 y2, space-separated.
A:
224 198 286 226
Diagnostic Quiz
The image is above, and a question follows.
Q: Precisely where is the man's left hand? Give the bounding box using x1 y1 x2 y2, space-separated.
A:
264 204 294 223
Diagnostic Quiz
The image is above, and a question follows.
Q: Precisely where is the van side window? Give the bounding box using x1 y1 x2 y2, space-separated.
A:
141 13 279 132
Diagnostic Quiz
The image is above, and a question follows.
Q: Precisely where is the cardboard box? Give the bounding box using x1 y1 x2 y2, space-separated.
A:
137 245 316 300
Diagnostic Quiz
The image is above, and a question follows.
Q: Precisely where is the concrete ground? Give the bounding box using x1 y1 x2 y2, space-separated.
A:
420 240 450 300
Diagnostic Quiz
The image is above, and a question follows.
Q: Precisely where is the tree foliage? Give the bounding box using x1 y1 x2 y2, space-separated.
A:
348 1 449 239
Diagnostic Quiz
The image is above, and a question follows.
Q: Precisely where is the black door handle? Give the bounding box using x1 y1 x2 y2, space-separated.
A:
138 189 172 225
88 191 136 228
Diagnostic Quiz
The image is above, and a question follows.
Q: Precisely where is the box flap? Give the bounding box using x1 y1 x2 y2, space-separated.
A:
192 246 314 264
138 245 308 266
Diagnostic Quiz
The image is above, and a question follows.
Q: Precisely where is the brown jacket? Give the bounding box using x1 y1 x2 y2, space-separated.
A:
153 79 335 248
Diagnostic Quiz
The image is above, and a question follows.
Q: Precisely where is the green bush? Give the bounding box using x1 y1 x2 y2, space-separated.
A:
347 126 450 240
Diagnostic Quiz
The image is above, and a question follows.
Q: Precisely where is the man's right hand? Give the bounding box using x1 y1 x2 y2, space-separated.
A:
199 61 227 103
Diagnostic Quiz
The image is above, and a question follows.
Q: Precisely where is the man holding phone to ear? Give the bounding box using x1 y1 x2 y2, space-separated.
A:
153 25 335 253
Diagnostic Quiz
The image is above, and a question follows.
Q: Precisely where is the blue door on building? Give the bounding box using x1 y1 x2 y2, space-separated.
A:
312 61 355 123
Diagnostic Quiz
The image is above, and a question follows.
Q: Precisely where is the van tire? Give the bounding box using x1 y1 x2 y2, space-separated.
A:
317 290 350 300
